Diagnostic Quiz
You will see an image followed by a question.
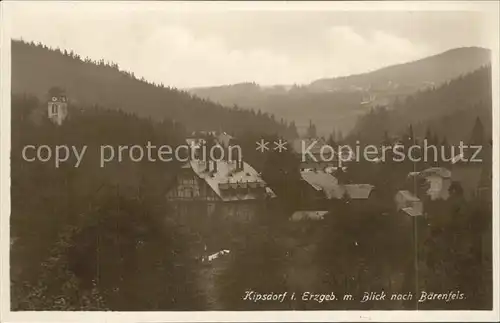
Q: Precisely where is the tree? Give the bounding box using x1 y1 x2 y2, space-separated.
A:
406 124 415 145
470 116 484 145
425 127 433 144
306 120 317 138
66 193 205 310
216 217 289 310
337 129 343 143
48 86 65 98
327 133 337 148
10 95 204 310
287 121 299 139
382 130 391 146
315 202 414 309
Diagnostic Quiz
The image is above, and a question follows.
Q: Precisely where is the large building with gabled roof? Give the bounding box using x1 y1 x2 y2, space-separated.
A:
166 134 276 222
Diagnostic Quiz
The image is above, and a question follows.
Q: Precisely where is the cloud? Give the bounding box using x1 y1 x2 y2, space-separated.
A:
7 4 489 87
11 13 296 87
134 25 294 87
321 26 428 77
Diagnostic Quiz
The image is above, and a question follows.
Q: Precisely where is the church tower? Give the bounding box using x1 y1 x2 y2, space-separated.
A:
47 89 68 125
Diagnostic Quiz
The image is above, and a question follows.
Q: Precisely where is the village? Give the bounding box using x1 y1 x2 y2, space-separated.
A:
44 90 491 268
6 4 497 313
164 129 490 266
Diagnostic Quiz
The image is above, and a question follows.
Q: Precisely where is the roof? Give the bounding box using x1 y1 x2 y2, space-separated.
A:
301 170 373 200
420 167 452 178
301 170 344 199
189 159 276 201
408 167 452 179
183 136 275 201
194 130 217 136
344 184 374 199
408 171 420 178
291 210 328 221
187 134 236 152
396 190 420 202
205 250 231 262
401 206 423 217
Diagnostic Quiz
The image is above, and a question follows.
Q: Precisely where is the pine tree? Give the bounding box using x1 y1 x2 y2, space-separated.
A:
328 133 336 147
331 128 337 142
408 124 414 142
425 127 432 144
307 120 317 138
432 133 439 147
382 130 391 146
337 130 343 143
287 121 298 139
48 86 65 98
441 136 449 147
470 117 484 145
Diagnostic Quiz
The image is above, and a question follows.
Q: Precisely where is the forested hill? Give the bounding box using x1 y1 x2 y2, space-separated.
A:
350 65 492 144
309 47 491 91
11 40 296 137
189 47 490 137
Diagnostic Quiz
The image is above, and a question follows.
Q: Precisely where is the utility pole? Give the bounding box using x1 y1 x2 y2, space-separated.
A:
411 128 419 310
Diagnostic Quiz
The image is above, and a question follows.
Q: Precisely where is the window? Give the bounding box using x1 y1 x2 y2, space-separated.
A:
51 103 58 115
181 177 196 185
207 203 215 215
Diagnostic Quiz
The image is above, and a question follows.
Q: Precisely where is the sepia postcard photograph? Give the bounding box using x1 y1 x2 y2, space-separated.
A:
0 1 499 322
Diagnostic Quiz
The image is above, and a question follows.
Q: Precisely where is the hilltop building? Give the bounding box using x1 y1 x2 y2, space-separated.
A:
47 93 68 125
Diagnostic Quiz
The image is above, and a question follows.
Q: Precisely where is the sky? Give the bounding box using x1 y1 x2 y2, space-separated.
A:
5 2 496 88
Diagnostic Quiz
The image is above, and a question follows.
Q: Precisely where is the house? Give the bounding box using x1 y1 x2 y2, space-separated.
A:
167 136 276 222
420 167 452 201
406 162 491 201
300 169 374 201
202 249 231 263
408 167 452 201
167 159 276 221
300 169 344 200
290 210 328 221
395 190 423 216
